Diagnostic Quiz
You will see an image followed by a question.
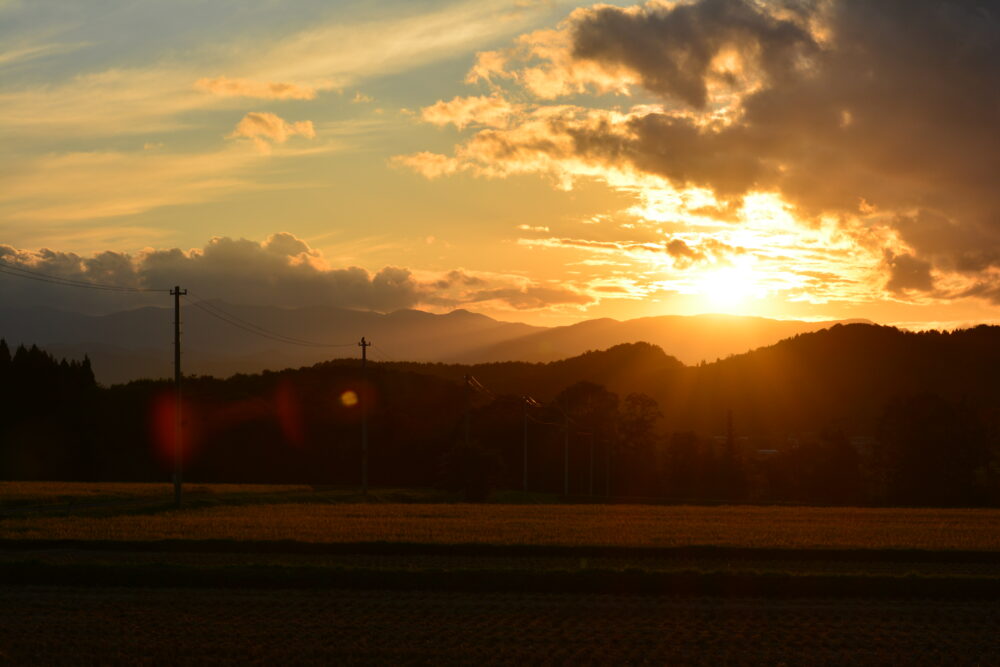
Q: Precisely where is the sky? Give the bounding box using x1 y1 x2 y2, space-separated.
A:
2 0 1000 328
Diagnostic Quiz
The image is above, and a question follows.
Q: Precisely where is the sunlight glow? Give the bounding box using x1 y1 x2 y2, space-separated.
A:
694 265 762 312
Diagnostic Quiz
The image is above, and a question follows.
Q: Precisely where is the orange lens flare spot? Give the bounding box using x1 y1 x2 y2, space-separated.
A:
340 390 359 408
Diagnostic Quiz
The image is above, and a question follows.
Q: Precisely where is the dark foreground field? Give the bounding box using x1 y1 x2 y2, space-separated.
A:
4 587 999 665
2 483 999 664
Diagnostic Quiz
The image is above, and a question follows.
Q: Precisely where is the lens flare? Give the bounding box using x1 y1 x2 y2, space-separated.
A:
340 390 359 407
275 381 305 446
150 391 197 467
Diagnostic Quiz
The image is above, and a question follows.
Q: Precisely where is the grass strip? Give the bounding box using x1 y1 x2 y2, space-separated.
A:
2 539 999 565
2 561 1000 599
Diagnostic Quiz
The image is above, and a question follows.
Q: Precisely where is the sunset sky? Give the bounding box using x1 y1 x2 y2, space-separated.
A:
3 0 1000 328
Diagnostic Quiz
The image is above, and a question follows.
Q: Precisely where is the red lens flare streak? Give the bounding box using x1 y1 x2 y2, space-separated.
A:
150 391 199 468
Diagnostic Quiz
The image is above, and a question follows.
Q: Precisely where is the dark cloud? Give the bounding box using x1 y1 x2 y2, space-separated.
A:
665 238 704 268
893 211 1000 274
885 251 934 293
0 235 425 314
432 270 488 290
462 285 592 310
578 0 1000 264
572 0 817 108
138 235 422 312
427 0 1000 299
565 0 1000 221
0 243 147 314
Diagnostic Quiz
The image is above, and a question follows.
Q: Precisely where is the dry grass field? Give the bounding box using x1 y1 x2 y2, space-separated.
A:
5 500 1000 551
0 481 313 507
3 483 1000 663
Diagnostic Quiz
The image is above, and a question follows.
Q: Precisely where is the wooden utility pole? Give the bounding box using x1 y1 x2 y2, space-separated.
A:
589 435 594 497
521 395 539 492
359 336 371 496
563 412 570 497
522 400 529 492
171 285 187 508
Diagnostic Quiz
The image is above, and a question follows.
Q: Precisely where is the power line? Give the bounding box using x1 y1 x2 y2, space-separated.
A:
527 414 564 427
0 260 169 293
185 292 356 349
372 343 397 362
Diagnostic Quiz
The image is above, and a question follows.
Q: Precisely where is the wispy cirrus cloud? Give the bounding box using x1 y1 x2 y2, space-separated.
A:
0 0 560 139
0 40 89 68
0 139 335 224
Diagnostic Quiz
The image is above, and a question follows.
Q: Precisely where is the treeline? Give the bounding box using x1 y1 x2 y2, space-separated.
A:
0 340 100 480
1 325 999 506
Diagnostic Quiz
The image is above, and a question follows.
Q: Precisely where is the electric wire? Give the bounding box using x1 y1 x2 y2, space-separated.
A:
2 262 573 414
186 296 356 349
2 261 580 432
0 261 169 293
527 414 565 427
187 291 348 346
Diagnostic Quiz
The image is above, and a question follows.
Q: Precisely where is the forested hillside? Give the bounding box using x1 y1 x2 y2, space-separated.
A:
2 324 998 505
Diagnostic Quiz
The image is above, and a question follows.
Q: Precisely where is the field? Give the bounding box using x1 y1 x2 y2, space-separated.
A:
3 587 999 665
5 483 1000 550
3 483 1000 663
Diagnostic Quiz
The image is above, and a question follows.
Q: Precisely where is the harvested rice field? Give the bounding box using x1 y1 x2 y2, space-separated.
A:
3 483 999 663
5 501 1000 551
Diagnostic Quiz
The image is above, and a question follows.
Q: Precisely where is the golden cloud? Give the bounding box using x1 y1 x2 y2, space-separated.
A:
195 76 317 100
421 94 519 130
390 152 462 179
228 112 316 153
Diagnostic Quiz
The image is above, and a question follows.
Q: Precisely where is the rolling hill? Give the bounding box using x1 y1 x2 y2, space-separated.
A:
1 302 869 384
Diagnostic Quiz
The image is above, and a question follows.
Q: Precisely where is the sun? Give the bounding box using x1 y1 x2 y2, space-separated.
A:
695 266 760 313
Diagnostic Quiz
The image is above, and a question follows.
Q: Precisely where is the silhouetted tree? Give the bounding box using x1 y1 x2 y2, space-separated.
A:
664 431 706 498
878 393 987 506
618 392 663 496
555 381 619 496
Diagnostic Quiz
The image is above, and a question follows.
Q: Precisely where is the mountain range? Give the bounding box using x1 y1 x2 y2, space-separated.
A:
0 302 870 385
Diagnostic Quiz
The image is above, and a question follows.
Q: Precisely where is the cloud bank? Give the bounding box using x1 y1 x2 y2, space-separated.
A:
0 233 592 315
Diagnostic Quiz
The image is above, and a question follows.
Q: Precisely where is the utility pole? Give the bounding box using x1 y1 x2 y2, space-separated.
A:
464 375 472 448
563 412 570 497
171 285 187 508
589 434 594 497
521 396 539 493
522 399 529 492
606 439 612 498
726 409 735 458
359 336 371 496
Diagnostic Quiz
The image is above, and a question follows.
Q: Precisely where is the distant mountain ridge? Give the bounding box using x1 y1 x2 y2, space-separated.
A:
461 313 875 364
0 302 870 384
